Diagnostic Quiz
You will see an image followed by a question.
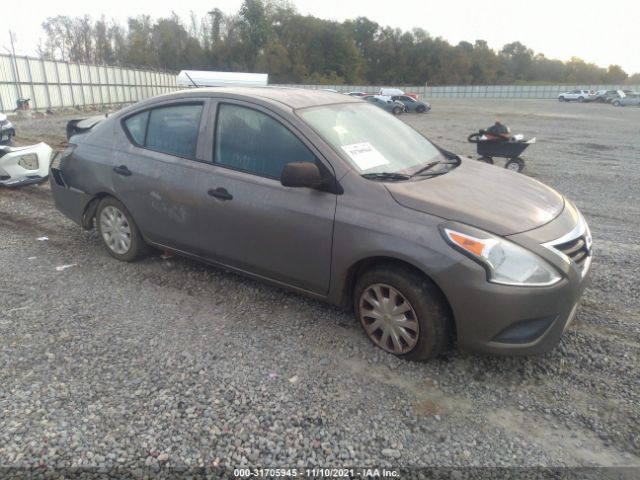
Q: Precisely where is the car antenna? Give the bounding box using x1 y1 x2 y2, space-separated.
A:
184 72 201 88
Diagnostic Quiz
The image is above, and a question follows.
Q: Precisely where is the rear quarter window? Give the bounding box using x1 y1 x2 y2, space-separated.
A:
123 111 149 145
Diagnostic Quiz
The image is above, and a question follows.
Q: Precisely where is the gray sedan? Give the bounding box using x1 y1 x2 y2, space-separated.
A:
51 88 591 361
391 95 431 113
612 94 640 106
362 95 405 115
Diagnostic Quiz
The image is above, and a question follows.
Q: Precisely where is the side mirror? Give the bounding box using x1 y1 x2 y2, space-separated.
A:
281 162 323 189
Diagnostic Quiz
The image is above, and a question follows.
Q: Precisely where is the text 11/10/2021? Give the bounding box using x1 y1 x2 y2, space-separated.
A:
234 468 400 478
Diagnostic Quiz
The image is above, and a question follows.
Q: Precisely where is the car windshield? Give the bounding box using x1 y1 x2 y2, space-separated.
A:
298 103 445 175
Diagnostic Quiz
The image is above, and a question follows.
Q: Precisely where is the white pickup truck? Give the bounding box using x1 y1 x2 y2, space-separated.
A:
558 89 596 102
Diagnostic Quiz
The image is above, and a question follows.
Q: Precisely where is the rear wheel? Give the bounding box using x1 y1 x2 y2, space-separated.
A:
578 96 584 103
612 100 621 107
505 157 525 172
96 197 148 262
558 96 565 102
392 106 402 115
354 264 452 361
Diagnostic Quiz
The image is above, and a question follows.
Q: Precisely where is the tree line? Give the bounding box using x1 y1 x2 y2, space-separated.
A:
37 0 639 85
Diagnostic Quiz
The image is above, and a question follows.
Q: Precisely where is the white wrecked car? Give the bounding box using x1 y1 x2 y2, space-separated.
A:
0 142 55 187
0 113 15 144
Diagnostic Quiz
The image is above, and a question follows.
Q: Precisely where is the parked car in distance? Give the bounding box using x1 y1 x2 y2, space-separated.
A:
362 95 405 115
612 93 640 107
557 89 596 102
0 113 15 145
391 95 431 113
379 87 405 97
345 92 369 97
592 90 618 103
379 88 420 100
51 87 592 361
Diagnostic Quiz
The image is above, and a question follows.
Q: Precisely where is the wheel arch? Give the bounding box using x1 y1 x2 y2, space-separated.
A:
81 191 132 230
338 255 456 338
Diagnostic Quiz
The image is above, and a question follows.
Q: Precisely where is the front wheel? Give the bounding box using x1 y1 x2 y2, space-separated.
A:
416 105 427 113
96 197 148 262
578 96 584 103
612 100 621 107
558 96 565 102
354 264 452 361
505 157 525 172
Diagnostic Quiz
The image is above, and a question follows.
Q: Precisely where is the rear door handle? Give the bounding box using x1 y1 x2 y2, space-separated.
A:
113 165 132 177
208 187 233 201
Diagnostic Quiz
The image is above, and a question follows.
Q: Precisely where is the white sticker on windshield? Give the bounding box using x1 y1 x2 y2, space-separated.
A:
341 143 389 171
333 125 349 135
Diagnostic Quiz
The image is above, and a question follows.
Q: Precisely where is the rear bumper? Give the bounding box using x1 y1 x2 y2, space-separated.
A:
50 167 94 226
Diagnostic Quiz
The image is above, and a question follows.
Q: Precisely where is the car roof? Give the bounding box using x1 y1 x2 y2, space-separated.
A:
131 87 361 111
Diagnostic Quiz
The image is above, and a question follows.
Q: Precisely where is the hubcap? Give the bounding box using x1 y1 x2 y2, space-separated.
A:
359 283 419 354
507 161 521 171
99 205 131 255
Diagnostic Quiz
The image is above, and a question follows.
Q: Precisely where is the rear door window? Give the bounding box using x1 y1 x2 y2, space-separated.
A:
146 104 203 158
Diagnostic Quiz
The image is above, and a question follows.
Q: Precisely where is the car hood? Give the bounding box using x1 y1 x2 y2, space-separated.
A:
385 159 565 236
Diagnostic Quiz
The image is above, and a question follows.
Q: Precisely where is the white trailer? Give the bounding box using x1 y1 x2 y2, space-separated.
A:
177 70 268 88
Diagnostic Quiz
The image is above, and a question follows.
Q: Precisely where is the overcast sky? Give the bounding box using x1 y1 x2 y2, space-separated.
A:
5 0 640 75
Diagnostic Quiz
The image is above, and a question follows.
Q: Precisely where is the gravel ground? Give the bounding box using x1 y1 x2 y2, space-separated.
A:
1 99 639 475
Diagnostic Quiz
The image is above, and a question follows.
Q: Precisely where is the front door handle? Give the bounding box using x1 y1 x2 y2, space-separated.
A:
113 165 132 177
208 187 233 201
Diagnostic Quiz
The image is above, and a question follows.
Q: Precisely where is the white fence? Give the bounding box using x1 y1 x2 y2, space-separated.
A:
3 53 638 113
0 54 180 113
275 83 640 99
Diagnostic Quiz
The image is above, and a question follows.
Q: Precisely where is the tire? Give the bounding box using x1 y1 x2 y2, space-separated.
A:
612 100 621 107
416 105 426 113
354 264 452 361
505 157 525 172
578 96 584 103
392 106 402 115
558 96 565 102
96 197 148 262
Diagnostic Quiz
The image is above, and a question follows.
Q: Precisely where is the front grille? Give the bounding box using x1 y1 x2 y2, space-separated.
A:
543 214 592 278
553 235 590 266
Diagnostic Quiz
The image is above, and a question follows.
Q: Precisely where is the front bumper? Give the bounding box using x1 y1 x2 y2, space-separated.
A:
444 266 589 355
0 142 53 187
435 208 592 356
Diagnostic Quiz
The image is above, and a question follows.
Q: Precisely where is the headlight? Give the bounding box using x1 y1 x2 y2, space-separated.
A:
443 228 562 287
17 154 39 170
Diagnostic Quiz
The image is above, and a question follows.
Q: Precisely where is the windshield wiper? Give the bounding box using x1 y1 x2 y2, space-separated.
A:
410 160 441 177
361 172 411 181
